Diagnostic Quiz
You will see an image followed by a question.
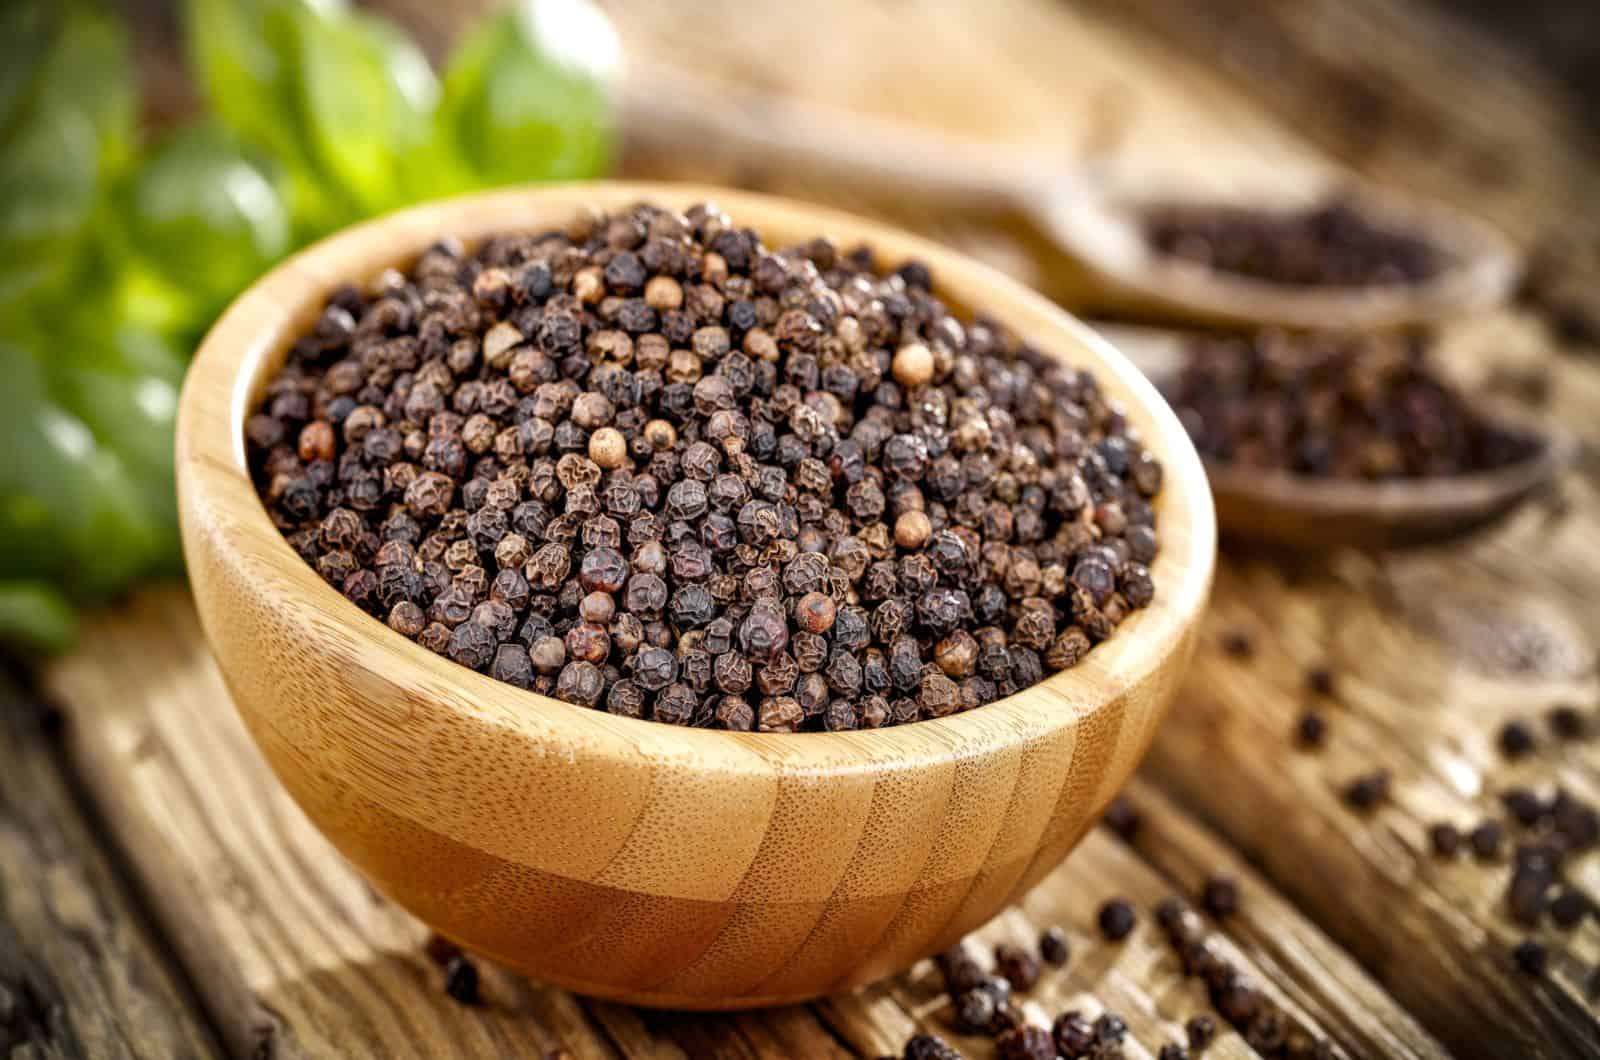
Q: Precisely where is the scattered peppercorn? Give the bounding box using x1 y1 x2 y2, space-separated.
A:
443 954 480 1004
1343 769 1389 811
1159 1044 1189 1060
1038 926 1070 967
994 942 1041 992
424 933 461 966
1295 710 1327 748
1185 1014 1216 1052
1512 939 1548 976
1547 704 1588 741
1143 197 1443 288
1550 887 1589 929
1470 819 1504 861
1219 630 1254 658
1202 874 1239 918
248 201 1164 730
1098 899 1137 941
1306 666 1336 697
902 1032 961 1060
1052 1011 1096 1057
1427 822 1461 858
1166 332 1539 480
996 1025 1055 1060
1498 719 1537 758
1102 795 1141 840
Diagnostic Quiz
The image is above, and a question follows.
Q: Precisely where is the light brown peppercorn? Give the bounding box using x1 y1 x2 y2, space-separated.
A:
644 274 683 310
892 342 934 387
589 427 627 469
299 420 335 462
637 423 674 457
894 509 932 549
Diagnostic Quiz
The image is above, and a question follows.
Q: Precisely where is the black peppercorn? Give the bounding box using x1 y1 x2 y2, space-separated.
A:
1039 926 1070 967
1097 899 1137 941
443 955 479 1004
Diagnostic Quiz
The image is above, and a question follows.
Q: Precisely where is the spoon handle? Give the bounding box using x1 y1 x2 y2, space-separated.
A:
621 66 1046 212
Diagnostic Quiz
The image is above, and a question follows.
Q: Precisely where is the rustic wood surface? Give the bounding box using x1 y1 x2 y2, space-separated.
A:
43 589 1451 1059
13 0 1600 1056
0 677 218 1059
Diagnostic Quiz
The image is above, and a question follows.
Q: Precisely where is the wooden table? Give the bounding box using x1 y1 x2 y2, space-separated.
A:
8 1 1599 1057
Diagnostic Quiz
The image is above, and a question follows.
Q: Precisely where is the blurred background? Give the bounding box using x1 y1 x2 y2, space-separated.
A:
1 0 1596 652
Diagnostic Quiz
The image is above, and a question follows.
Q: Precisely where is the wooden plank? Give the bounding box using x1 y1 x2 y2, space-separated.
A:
40 589 1446 1058
0 674 219 1060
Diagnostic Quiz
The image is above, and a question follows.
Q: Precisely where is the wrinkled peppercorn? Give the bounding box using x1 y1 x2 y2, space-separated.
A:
996 1025 1055 1060
249 201 1161 731
993 942 1040 992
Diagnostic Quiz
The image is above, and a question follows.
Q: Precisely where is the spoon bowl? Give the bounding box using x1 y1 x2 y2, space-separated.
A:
624 68 1519 330
1098 324 1570 549
176 183 1216 1009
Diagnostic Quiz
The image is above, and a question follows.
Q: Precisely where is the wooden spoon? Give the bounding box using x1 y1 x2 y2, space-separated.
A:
1096 324 1574 549
622 67 1519 330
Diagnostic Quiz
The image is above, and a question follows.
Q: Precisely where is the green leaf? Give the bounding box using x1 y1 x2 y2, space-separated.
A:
0 2 57 141
32 0 137 174
436 0 620 193
118 123 291 319
182 0 354 239
0 110 99 308
0 581 78 653
294 7 438 214
0 341 162 597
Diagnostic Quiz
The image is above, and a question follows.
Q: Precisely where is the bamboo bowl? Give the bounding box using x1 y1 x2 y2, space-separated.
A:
176 183 1216 1009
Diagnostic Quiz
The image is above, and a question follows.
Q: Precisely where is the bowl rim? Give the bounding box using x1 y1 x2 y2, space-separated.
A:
177 181 1216 776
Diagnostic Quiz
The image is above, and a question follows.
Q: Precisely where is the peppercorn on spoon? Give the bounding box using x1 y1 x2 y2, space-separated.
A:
1096 323 1573 549
622 68 1518 330
177 183 1216 1010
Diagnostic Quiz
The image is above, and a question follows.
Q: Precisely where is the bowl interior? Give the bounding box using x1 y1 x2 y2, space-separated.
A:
185 183 1216 772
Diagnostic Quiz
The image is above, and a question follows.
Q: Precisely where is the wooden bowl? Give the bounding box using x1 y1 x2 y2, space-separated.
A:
176 183 1216 1009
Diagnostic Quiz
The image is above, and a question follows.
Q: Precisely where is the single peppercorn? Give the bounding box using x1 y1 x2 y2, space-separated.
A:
443 955 479 1004
1470 819 1504 861
1039 926 1070 967
1098 899 1137 941
1102 796 1141 840
1296 710 1327 748
902 1033 961 1060
1547 704 1588 741
1498 719 1537 758
1219 630 1254 658
1343 770 1389 811
1307 666 1336 697
993 942 1040 992
1186 1014 1217 1052
1052 1011 1096 1057
995 1025 1054 1060
1428 822 1462 858
1513 938 1548 976
1201 874 1239 918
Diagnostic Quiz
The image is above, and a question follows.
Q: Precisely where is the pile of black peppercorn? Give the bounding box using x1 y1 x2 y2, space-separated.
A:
1142 198 1441 288
247 201 1163 731
1165 331 1538 480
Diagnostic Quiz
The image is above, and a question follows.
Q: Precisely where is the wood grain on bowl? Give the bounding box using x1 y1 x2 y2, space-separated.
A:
175 183 1215 1008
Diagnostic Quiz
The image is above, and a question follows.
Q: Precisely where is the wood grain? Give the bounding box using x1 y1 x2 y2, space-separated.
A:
174 184 1215 1008
0 675 218 1060
43 589 1448 1058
